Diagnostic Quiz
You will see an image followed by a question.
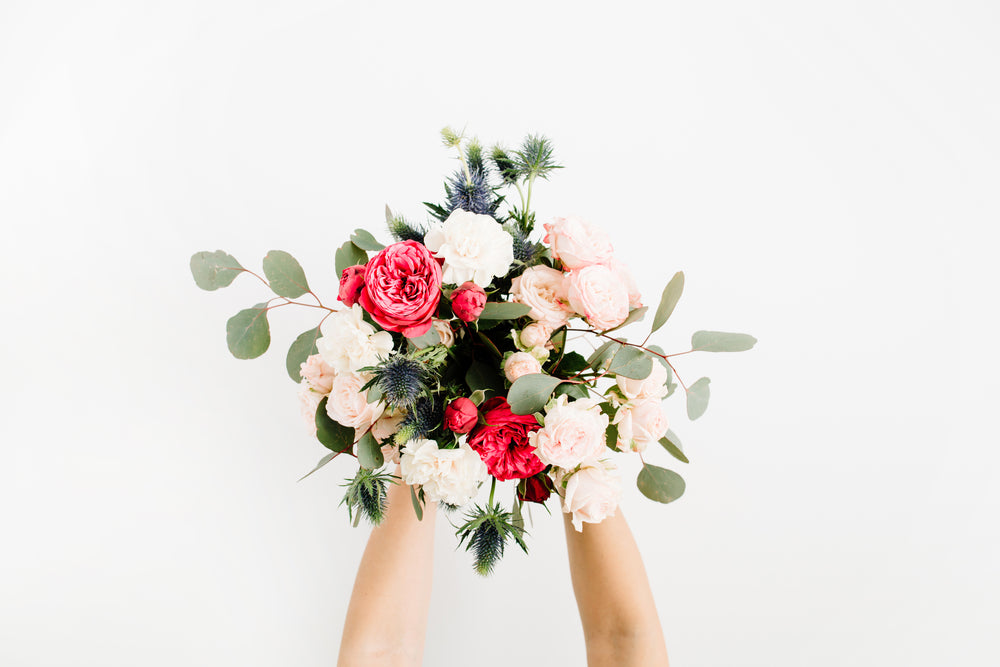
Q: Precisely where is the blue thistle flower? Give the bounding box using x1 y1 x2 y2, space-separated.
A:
374 354 430 410
446 169 497 216
401 396 443 440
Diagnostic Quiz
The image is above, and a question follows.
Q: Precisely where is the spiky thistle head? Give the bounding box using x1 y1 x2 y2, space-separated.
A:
400 395 444 441
490 145 520 185
445 168 498 217
455 501 529 576
372 353 431 410
340 468 396 527
506 224 542 264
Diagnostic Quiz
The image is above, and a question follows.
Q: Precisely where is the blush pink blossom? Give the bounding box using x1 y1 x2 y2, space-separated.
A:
359 241 442 338
504 351 542 382
567 264 630 331
558 460 622 532
299 353 336 394
510 265 574 327
543 216 615 270
530 395 609 469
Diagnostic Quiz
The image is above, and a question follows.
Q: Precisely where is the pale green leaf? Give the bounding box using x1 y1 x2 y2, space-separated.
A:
479 302 532 320
637 464 686 504
608 346 653 380
658 429 689 464
508 373 564 415
357 432 384 470
286 327 321 382
651 271 684 333
226 304 270 359
298 451 338 481
190 250 243 290
686 377 711 420
315 397 355 453
691 330 757 353
335 241 368 275
350 228 385 251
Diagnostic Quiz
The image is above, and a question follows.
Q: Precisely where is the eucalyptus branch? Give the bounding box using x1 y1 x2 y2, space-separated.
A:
565 327 690 393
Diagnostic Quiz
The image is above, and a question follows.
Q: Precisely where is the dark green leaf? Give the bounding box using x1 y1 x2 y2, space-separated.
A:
691 330 758 353
335 241 368 275
637 464 686 504
410 485 423 521
658 429 689 463
351 228 385 251
466 360 504 395
555 351 588 375
286 327 321 382
651 271 684 333
190 250 243 290
553 382 589 400
686 377 711 420
357 432 384 470
508 373 563 415
608 346 653 380
226 304 270 359
315 397 355 453
298 451 338 481
262 250 310 298
479 302 532 320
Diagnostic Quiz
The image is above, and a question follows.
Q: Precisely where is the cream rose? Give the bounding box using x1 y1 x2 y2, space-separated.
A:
299 353 336 394
567 264 630 331
504 351 543 382
616 360 669 400
530 395 609 469
325 371 386 430
543 216 615 270
400 438 488 506
297 381 323 437
430 319 455 347
424 209 514 287
519 322 555 350
510 265 574 327
613 398 669 453
559 460 622 531
317 304 394 373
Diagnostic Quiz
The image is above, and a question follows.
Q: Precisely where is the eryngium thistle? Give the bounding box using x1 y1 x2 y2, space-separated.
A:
340 468 395 526
446 169 497 217
507 225 541 263
387 214 426 244
400 395 443 440
455 502 529 576
373 354 429 409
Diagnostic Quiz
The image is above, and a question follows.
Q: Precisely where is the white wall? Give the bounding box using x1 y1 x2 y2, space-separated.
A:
2 1 997 665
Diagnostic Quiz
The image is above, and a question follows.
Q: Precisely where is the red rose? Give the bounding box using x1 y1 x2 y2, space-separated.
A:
359 241 443 338
444 397 478 434
450 281 487 322
337 265 366 307
468 397 544 481
518 473 554 504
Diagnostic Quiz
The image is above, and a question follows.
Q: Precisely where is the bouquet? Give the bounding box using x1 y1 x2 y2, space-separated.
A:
190 128 755 574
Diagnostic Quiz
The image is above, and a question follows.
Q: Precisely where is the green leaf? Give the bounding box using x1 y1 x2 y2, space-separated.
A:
512 497 523 532
315 397 355 453
604 306 648 333
686 377 711 420
335 240 368 275
351 228 385 251
555 351 588 376
298 451 338 481
469 389 488 406
637 464 686 504
190 250 244 290
226 304 270 359
357 432 384 470
466 360 504 395
410 485 423 521
658 429 689 464
553 383 589 400
691 330 758 353
262 250 310 298
608 346 653 380
479 302 533 320
651 271 684 333
508 373 564 415
587 340 621 370
286 327 321 382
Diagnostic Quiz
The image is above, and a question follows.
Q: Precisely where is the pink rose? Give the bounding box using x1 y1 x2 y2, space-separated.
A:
325 371 385 430
443 397 478 434
504 351 542 382
359 241 442 338
616 361 669 400
299 353 336 394
450 281 487 322
559 461 622 532
337 264 366 307
613 398 669 453
510 265 574 327
543 216 615 270
519 322 555 350
297 381 323 437
529 395 609 469
567 264 630 331
608 258 642 309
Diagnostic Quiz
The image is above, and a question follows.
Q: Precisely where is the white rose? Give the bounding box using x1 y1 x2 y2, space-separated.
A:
424 209 514 287
400 438 488 506
613 398 669 452
530 395 609 469
504 351 543 382
616 360 669 400
325 371 386 430
297 381 323 437
567 264 630 331
518 322 555 350
559 460 622 532
430 319 455 347
542 216 615 270
316 304 394 373
510 265 574 327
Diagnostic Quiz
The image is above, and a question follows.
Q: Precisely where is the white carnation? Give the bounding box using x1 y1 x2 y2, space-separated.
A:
424 209 514 287
316 304 393 373
400 438 488 506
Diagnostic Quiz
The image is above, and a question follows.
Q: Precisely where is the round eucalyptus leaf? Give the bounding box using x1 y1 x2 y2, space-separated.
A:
190 250 243 290
507 373 564 415
686 377 711 420
286 327 321 382
262 250 310 298
225 304 270 359
637 464 686 504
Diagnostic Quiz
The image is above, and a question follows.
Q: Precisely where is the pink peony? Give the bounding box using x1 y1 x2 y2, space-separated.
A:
543 216 615 270
567 264 630 331
510 265 574 327
450 281 487 322
359 241 442 338
530 395 609 469
337 264 366 307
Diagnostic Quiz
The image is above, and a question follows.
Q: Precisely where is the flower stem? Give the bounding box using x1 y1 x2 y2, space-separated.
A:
488 476 496 506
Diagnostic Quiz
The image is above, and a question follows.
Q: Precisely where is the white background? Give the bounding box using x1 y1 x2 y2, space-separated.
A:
2 1 998 665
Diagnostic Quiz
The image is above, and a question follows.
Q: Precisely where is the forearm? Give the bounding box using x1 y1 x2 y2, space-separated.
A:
563 510 669 667
337 474 436 667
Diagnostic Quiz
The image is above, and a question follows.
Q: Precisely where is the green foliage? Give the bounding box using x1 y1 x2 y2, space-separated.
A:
350 228 385 251
604 306 648 333
607 346 653 380
637 464 686 504
356 431 384 470
507 373 564 415
455 501 528 576
691 330 758 353
490 145 520 184
514 134 562 181
190 250 243 291
651 271 685 333
410 486 424 521
659 429 689 464
386 205 427 243
315 397 355 453
587 340 621 370
341 468 396 526
554 351 589 376
335 240 368 275
465 138 485 174
686 377 711 420
465 360 503 396
286 327 321 382
262 250 310 298
478 302 532 320
298 451 338 481
554 382 589 400
440 126 463 148
226 304 270 359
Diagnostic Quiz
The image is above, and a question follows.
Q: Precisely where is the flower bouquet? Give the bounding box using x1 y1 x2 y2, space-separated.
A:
190 128 755 574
